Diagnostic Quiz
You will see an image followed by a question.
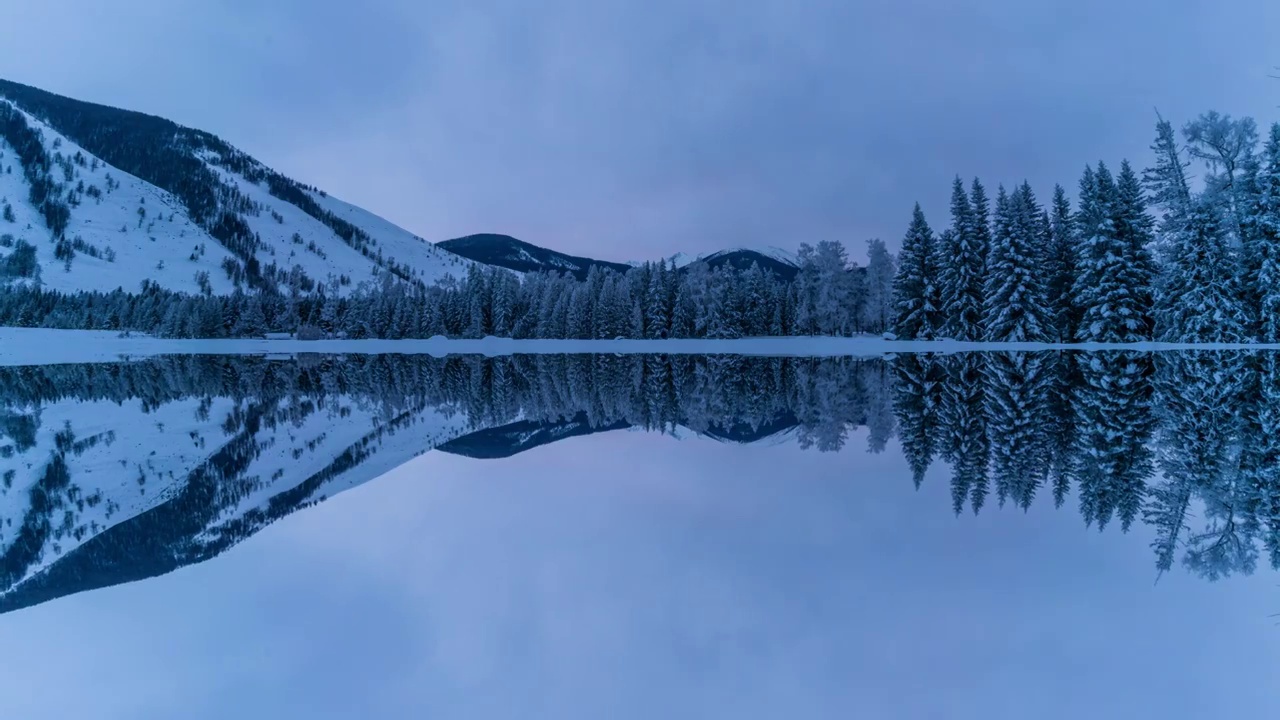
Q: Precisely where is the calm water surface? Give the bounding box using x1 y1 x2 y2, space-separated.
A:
0 352 1277 718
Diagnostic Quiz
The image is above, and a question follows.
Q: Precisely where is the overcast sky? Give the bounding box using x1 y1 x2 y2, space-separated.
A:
1 0 1277 262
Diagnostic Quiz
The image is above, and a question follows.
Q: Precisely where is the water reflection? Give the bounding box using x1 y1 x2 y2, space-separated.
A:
1 351 1277 614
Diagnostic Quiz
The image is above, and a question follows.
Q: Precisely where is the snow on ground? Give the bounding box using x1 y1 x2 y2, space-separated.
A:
3 327 1280 366
0 103 240 295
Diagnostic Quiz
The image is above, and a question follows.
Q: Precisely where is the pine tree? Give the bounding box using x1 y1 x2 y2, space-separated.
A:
1075 162 1158 342
970 178 992 276
1155 201 1246 342
862 238 896 335
1143 113 1193 239
982 184 1048 341
892 203 942 339
1043 185 1078 341
938 177 984 340
1248 123 1280 341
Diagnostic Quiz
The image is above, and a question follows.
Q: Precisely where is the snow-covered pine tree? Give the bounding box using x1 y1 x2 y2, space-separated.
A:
1043 185 1078 341
1253 123 1280 342
1113 161 1158 337
1154 200 1247 342
1073 163 1148 342
1143 113 1194 255
938 177 984 340
812 240 854 335
793 243 821 335
862 238 896 335
982 184 1048 341
970 178 992 277
645 261 672 338
892 203 942 339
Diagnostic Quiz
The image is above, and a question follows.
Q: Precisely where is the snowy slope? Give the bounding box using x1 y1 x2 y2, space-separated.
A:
0 103 240 295
309 190 473 287
0 85 474 297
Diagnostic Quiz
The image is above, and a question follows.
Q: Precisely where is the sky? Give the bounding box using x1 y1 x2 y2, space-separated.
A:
1 429 1277 719
1 0 1277 264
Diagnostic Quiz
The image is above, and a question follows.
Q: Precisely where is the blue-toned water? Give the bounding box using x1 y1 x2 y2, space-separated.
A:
0 352 1276 718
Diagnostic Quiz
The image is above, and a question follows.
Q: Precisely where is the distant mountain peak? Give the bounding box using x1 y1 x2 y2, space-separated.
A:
436 233 632 280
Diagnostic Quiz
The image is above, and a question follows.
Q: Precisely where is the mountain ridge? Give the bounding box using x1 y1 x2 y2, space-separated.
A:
0 78 810 305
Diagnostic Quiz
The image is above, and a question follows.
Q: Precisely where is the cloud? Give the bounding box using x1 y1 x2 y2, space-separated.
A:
1 0 1276 264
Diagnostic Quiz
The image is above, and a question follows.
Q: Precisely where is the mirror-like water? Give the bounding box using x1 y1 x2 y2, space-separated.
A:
0 351 1277 717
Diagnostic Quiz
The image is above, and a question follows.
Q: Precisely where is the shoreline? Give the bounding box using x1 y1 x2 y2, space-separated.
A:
4 326 1280 366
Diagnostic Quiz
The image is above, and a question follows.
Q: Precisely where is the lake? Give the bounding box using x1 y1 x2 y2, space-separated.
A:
0 351 1277 718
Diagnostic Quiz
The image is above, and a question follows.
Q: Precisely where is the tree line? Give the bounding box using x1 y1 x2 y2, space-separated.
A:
893 112 1280 343
0 241 898 339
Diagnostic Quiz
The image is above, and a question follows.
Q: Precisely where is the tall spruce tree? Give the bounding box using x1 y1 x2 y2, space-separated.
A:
982 184 1048 341
893 203 942 339
938 177 985 340
970 178 992 276
1043 185 1078 341
1113 161 1158 339
1074 163 1145 342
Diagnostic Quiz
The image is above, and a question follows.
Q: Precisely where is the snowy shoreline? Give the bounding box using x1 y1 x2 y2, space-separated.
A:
3 327 1280 366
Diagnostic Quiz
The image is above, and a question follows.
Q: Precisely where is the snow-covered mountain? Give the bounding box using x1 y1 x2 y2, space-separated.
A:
0 79 473 297
437 233 632 280
441 232 805 281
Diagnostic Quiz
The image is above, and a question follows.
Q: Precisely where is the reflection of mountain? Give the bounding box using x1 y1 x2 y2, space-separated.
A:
0 355 885 614
439 414 631 459
437 410 801 459
2 350 1279 615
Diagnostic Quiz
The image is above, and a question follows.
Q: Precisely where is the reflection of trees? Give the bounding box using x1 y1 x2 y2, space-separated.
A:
4 350 1280 590
1073 352 1155 532
1151 352 1255 580
891 350 1280 581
